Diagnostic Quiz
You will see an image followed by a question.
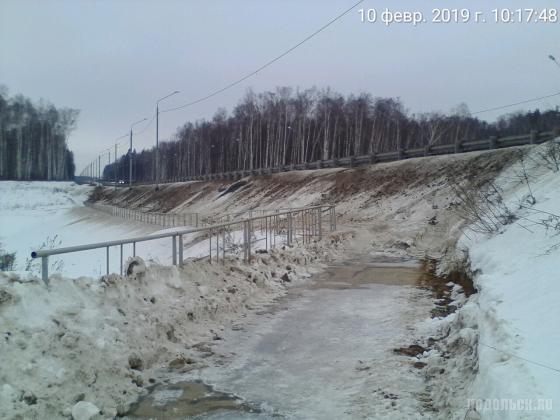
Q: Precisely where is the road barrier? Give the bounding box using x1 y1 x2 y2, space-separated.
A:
31 205 336 286
82 129 558 186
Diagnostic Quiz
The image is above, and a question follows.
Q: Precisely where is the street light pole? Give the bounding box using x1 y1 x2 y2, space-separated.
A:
155 90 180 190
129 118 148 189
115 143 118 190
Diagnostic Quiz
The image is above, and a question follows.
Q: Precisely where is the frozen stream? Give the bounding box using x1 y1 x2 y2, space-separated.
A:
128 263 435 419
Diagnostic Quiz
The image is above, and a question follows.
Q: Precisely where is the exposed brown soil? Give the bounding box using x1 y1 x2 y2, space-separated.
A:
393 344 427 357
332 148 520 199
417 258 476 318
394 257 476 364
90 147 524 217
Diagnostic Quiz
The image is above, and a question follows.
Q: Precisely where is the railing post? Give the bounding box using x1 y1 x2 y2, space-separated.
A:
178 234 183 267
247 221 252 260
454 138 462 154
243 220 250 262
216 229 219 263
42 256 49 286
172 235 177 265
318 208 322 239
209 230 212 263
287 212 293 245
330 206 336 231
222 229 226 263
265 216 268 251
530 129 538 145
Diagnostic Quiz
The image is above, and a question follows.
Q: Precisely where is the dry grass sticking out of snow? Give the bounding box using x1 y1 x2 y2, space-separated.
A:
412 141 560 420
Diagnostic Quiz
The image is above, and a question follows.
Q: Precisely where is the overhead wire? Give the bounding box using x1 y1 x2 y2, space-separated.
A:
161 0 366 113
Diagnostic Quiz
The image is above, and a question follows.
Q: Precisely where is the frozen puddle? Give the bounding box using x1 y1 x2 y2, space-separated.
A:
126 380 260 418
132 263 434 419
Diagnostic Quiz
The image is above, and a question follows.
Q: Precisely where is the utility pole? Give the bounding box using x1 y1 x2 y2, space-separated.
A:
155 91 180 190
98 155 101 180
129 129 132 188
129 118 147 189
115 143 118 190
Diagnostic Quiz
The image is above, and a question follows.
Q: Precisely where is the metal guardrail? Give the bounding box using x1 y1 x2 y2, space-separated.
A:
83 129 557 186
200 206 331 226
87 202 329 229
87 202 200 227
31 205 336 285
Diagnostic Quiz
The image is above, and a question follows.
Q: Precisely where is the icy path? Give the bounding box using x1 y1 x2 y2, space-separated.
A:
135 264 435 419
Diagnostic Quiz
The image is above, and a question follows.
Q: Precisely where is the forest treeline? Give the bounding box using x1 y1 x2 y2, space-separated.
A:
0 89 78 180
104 87 560 182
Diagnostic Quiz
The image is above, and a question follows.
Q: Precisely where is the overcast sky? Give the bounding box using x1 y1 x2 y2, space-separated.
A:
1 0 559 172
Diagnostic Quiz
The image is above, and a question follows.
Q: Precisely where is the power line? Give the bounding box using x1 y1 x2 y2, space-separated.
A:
472 92 560 115
161 0 366 113
479 342 560 374
132 113 156 135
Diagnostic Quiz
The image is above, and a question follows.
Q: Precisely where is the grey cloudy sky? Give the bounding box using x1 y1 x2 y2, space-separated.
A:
1 0 559 172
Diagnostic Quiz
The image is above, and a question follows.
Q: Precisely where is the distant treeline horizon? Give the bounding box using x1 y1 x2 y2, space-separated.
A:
0 88 78 181
104 87 560 182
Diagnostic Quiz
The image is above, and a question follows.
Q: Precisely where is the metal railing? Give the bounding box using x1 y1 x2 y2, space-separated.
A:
87 202 330 229
87 202 200 227
31 205 336 285
200 206 331 226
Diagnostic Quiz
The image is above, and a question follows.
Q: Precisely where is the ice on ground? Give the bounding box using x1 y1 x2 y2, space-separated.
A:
184 280 434 419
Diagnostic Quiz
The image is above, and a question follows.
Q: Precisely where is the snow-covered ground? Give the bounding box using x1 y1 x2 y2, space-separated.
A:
412 142 560 419
1 143 558 419
460 144 560 419
0 181 305 280
0 181 158 278
0 180 352 419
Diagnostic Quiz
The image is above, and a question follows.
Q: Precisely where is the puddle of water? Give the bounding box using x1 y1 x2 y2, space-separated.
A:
308 264 422 289
125 380 259 419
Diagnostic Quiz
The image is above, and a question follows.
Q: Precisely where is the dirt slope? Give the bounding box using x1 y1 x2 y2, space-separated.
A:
92 147 523 262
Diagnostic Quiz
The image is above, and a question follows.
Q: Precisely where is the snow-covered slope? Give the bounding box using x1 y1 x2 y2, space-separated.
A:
0 182 170 278
461 144 560 419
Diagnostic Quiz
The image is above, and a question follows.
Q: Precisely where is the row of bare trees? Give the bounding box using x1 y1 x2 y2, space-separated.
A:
104 87 560 182
0 88 78 180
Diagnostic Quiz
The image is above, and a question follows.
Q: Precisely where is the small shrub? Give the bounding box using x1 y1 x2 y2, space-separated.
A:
450 179 516 234
536 140 560 173
0 251 16 271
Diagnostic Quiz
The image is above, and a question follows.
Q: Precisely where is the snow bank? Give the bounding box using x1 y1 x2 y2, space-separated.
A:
0 227 349 419
460 143 560 419
418 142 560 419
